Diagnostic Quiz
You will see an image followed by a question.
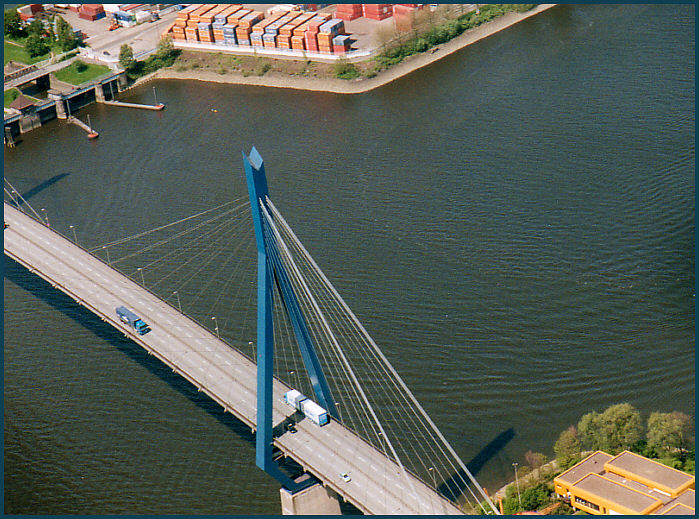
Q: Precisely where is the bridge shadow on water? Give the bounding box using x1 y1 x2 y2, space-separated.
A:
9 173 70 207
4 256 256 442
4 257 364 515
437 427 516 503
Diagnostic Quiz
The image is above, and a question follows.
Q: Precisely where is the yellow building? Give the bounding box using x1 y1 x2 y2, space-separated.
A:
553 450 695 515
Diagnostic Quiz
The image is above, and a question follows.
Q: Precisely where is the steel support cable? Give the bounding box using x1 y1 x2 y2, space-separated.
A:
262 220 377 446
192 215 255 316
173 221 244 315
290 261 399 454
262 221 368 437
281 233 453 503
270 221 472 513
125 210 252 280
282 233 483 511
261 202 422 513
125 214 235 297
270 216 430 480
207 235 255 335
265 215 390 442
266 199 497 514
109 205 245 266
304 275 462 500
92 199 249 250
103 207 247 274
262 211 382 444
145 213 243 289
272 218 425 455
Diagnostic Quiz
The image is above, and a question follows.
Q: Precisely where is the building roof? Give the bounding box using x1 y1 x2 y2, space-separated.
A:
555 451 695 515
8 94 35 110
654 489 695 515
574 473 662 514
658 502 695 515
555 451 613 485
605 451 695 495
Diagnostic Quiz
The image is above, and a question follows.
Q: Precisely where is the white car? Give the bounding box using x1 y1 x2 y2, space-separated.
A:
340 472 351 483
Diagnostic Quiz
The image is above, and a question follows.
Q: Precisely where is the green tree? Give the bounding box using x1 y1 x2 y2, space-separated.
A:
55 16 77 52
525 450 547 470
647 412 693 456
26 18 44 38
119 43 135 70
577 410 602 450
554 426 581 470
598 403 642 453
25 33 50 58
156 35 174 58
4 9 26 39
520 483 550 511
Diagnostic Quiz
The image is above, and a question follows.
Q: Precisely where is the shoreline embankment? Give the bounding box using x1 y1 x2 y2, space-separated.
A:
133 4 557 94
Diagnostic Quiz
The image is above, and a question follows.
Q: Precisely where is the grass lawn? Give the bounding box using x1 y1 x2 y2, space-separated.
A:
4 40 50 66
52 60 111 85
4 88 40 108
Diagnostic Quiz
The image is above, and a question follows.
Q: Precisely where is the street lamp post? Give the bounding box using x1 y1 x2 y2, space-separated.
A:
69 224 77 243
212 316 219 338
173 290 181 312
428 466 436 488
103 246 110 265
512 462 521 506
41 207 49 227
137 267 145 285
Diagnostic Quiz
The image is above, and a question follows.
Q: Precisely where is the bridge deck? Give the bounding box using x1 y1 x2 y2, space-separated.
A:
3 202 463 515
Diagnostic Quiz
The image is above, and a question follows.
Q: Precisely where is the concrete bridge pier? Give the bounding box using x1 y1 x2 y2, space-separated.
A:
95 83 106 103
48 91 67 119
280 482 342 515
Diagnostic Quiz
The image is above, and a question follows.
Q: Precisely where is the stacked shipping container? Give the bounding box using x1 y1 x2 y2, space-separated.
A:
335 4 363 21
166 4 356 54
362 4 393 20
78 4 105 20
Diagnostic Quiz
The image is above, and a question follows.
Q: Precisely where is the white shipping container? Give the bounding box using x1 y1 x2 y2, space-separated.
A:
284 390 306 410
300 400 329 426
135 10 153 23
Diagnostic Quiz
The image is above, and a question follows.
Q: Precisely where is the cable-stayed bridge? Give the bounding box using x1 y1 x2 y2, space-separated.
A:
3 150 499 515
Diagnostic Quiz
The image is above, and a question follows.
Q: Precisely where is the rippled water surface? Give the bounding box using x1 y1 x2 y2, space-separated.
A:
4 4 694 514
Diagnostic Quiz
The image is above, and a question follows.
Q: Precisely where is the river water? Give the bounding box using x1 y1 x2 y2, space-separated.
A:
4 4 694 514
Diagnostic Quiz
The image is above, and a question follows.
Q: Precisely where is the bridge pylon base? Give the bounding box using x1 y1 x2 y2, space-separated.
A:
280 478 342 515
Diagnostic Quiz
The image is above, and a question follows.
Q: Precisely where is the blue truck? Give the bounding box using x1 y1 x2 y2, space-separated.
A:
116 306 151 335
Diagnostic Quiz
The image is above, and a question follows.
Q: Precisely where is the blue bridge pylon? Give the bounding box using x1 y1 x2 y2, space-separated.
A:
243 147 338 492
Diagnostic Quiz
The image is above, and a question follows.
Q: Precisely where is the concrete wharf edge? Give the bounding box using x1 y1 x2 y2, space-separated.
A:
3 202 464 515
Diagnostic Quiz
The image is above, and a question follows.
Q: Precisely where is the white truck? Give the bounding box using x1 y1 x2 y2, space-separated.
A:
284 390 329 427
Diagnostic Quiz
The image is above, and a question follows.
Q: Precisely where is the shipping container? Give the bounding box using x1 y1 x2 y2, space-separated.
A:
251 12 284 33
279 12 313 35
238 11 263 29
215 4 242 23
299 399 329 426
189 4 217 23
291 35 306 50
229 8 251 23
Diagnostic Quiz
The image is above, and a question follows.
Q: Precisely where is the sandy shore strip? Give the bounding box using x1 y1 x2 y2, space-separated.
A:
135 4 557 94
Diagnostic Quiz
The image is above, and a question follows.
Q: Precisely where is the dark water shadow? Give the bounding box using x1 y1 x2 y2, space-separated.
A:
4 255 256 442
9 173 70 207
437 427 516 502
